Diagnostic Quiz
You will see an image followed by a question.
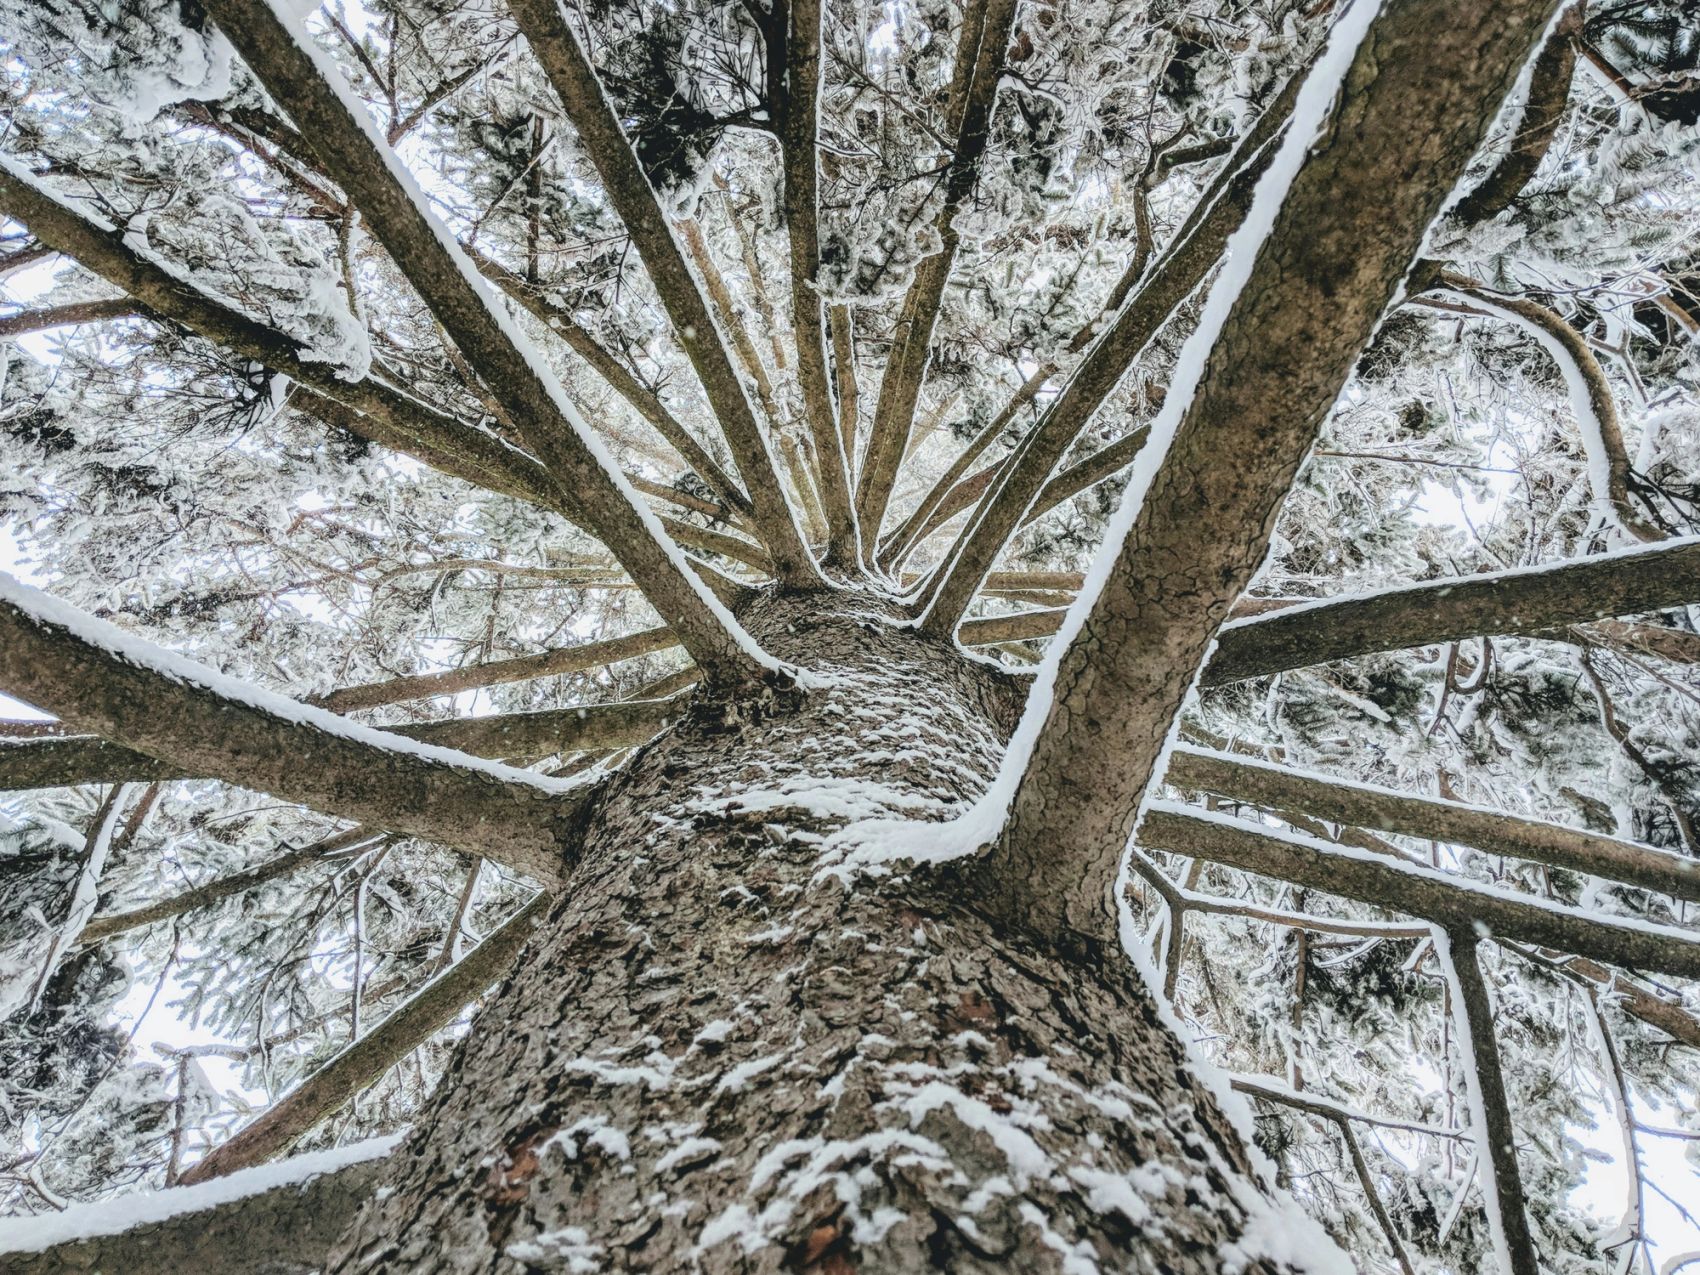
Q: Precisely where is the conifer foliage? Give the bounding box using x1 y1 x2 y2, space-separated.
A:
2 0 1699 1270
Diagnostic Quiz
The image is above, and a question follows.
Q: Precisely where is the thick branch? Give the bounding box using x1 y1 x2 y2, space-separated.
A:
0 580 586 885
973 0 1564 944
1165 746 1700 903
203 0 780 686
179 894 545 1182
1141 806 1700 980
853 0 1019 554
0 1141 392 1275
1204 537 1700 685
776 0 857 563
1445 4 1582 227
1434 931 1540 1275
0 698 686 791
502 0 818 584
0 297 139 339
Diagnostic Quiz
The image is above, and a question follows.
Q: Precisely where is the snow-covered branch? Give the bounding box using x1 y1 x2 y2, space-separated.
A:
1432 272 1661 541
0 1138 394 1275
499 0 818 585
1204 537 1700 684
1165 746 1700 903
914 62 1301 631
0 577 590 886
854 0 1020 557
776 0 858 563
202 0 788 688
1 697 687 791
1433 930 1540 1275
313 625 677 713
1140 806 1700 980
969 0 1568 945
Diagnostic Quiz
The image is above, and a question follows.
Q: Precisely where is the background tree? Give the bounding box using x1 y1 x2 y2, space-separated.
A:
1 0 1699 1271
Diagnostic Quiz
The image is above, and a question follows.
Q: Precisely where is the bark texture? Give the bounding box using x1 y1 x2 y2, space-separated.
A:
321 594 1311 1273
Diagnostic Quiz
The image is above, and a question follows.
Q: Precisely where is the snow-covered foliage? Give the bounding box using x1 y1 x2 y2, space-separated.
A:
2 0 1699 1268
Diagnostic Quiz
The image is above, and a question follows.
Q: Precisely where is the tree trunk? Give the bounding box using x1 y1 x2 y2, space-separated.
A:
326 593 1311 1273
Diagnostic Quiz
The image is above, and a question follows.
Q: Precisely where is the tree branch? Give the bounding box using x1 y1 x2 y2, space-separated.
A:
179 893 545 1182
775 0 858 563
0 297 139 339
1444 3 1583 228
1165 746 1700 903
0 579 588 885
969 0 1566 944
0 1140 392 1275
1140 806 1700 980
314 625 677 713
77 827 384 947
916 61 1306 629
1433 930 1540 1275
202 0 782 688
502 0 819 584
853 0 1019 556
0 697 687 791
461 242 753 519
1204 537 1700 685
0 159 567 520
1432 272 1661 540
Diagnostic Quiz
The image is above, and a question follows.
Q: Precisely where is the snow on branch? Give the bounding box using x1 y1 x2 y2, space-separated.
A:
1432 273 1662 541
1165 746 1700 903
0 1135 395 1273
1432 930 1540 1275
1 697 688 791
179 894 546 1183
854 0 1020 556
0 157 559 514
963 0 1567 946
0 575 591 886
497 0 818 584
201 0 790 686
1139 805 1700 980
915 60 1298 632
1205 536 1700 684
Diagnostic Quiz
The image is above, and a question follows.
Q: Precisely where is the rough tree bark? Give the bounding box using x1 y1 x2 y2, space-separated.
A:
320 593 1323 1273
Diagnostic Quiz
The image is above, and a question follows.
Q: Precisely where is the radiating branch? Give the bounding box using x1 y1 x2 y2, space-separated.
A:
1204 537 1700 685
0 297 139 339
1140 806 1700 980
0 579 589 885
775 0 858 563
854 0 1019 556
1165 746 1700 903
915 61 1305 629
1445 4 1582 227
203 0 782 688
314 625 677 713
969 0 1566 944
503 0 818 584
462 242 753 518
